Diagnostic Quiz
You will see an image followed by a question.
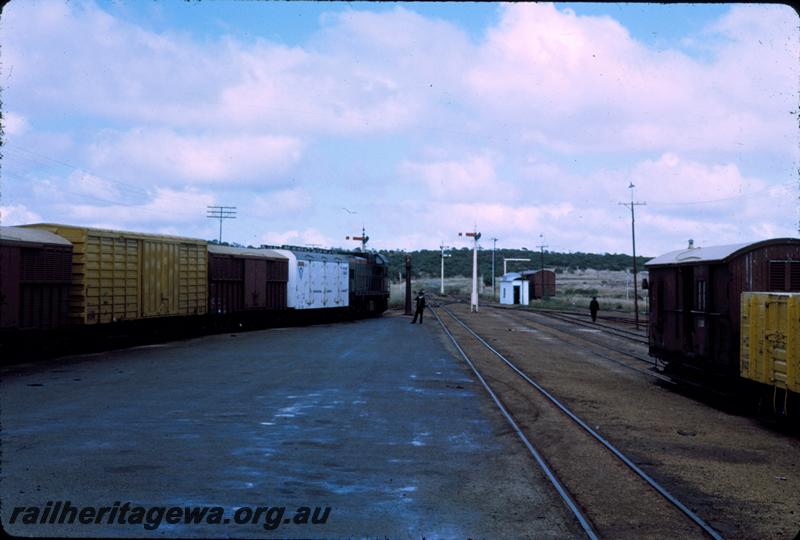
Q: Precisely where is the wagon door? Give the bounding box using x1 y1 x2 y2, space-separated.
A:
244 259 267 309
339 261 349 307
141 240 179 317
692 265 709 358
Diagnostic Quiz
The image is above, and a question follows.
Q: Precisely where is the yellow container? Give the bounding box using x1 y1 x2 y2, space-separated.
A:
22 224 207 324
740 292 799 394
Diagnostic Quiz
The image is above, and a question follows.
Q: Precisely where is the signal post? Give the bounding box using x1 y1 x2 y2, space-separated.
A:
459 230 481 312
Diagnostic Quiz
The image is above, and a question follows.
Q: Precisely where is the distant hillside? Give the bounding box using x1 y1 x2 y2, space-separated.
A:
378 248 651 283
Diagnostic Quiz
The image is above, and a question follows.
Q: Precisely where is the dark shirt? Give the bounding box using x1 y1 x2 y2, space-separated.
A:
589 300 599 313
415 295 426 311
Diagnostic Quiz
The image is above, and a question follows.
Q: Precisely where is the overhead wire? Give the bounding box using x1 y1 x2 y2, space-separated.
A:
4 145 218 210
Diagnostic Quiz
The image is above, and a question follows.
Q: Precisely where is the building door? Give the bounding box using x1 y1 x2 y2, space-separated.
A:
513 284 520 304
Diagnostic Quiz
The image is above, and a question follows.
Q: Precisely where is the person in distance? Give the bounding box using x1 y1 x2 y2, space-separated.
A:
411 290 426 324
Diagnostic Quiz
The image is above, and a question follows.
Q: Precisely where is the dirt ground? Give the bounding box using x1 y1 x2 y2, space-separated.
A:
392 269 649 315
433 301 800 540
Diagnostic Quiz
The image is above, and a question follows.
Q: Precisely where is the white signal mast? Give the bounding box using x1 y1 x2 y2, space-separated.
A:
440 242 452 295
459 230 481 312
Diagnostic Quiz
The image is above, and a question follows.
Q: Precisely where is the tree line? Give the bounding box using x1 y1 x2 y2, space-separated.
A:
206 239 650 284
378 247 651 283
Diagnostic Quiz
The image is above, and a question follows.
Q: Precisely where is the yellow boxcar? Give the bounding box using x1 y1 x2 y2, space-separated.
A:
740 292 799 395
21 224 208 324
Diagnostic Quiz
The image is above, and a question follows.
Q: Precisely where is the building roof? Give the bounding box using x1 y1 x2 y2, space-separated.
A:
207 244 286 260
646 238 800 267
0 226 72 247
500 272 524 282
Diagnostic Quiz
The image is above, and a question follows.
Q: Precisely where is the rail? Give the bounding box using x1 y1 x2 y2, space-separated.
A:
432 302 725 540
430 306 599 539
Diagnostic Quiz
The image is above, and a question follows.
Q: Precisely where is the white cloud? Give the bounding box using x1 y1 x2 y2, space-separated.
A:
87 129 303 184
400 154 515 202
260 228 336 248
66 188 215 227
67 171 120 201
2 3 461 135
0 204 42 225
626 153 759 204
465 3 798 153
3 112 29 136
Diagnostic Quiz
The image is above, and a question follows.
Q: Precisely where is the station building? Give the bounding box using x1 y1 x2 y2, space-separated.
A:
499 272 530 305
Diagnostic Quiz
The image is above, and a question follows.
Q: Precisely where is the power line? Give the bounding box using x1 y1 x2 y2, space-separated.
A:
5 145 215 209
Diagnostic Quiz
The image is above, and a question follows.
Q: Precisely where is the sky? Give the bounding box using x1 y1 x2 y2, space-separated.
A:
1 1 798 257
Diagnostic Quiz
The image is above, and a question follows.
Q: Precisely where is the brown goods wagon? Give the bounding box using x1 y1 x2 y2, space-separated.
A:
646 238 800 374
207 245 287 314
523 269 556 299
21 224 207 325
0 226 73 329
208 249 244 314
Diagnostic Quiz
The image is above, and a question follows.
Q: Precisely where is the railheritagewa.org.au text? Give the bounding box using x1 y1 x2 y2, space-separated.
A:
9 501 331 531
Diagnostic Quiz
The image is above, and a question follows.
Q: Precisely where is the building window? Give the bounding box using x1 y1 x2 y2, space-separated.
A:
695 280 706 311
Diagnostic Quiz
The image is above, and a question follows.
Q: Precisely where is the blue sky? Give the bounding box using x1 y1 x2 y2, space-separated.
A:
1 1 798 256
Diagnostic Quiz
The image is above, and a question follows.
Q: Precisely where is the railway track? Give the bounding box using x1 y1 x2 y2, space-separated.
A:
493 306 671 386
492 306 653 362
492 304 649 345
435 298 660 379
482 304 745 401
431 303 725 540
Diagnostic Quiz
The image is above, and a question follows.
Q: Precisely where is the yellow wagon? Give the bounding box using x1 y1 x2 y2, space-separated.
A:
22 224 207 324
741 292 799 414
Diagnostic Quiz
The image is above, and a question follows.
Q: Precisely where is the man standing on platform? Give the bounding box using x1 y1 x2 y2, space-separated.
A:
411 290 426 324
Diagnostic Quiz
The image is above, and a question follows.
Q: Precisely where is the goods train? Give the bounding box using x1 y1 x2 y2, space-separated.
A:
0 224 389 358
645 238 800 416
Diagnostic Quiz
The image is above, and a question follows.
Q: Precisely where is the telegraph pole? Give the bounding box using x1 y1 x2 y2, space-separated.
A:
206 206 237 243
619 182 646 329
490 237 498 299
536 234 548 299
459 230 481 312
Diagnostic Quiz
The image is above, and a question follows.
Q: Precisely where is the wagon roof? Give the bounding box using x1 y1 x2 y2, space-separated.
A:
207 244 286 260
645 237 800 267
21 223 207 244
0 225 72 247
271 248 350 264
521 269 553 276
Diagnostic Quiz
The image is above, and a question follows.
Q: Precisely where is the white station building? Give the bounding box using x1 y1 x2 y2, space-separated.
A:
499 272 530 305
